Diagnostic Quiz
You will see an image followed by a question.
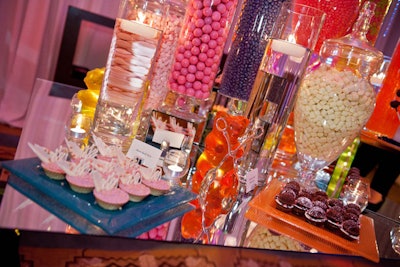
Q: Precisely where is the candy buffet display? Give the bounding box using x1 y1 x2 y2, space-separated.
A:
4 0 396 260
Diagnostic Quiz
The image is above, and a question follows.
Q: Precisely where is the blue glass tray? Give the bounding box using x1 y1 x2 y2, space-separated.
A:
2 157 197 237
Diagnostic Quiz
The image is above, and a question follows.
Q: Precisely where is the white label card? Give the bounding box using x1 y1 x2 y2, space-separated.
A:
152 129 185 149
126 139 162 169
245 168 258 193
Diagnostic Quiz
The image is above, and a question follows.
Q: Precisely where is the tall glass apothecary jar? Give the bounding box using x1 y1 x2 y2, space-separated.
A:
293 1 384 188
91 0 166 152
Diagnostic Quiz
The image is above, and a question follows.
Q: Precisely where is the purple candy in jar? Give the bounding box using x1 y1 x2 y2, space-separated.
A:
219 0 285 101
168 0 239 100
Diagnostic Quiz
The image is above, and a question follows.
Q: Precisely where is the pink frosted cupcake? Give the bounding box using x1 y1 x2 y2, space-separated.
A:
140 166 170 196
28 142 68 180
93 188 129 210
119 183 150 202
142 179 170 196
66 173 95 194
41 161 66 180
57 159 94 193
91 170 129 210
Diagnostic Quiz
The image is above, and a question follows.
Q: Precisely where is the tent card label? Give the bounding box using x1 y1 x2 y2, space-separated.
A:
152 129 185 149
145 110 202 150
127 139 162 169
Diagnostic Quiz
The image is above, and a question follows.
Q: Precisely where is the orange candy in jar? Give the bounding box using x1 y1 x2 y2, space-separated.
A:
181 111 249 241
365 39 400 138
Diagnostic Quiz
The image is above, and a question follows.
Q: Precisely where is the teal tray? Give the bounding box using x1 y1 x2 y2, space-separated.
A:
2 157 197 237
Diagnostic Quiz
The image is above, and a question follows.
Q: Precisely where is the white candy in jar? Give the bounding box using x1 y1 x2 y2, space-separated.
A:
145 14 185 110
294 65 375 163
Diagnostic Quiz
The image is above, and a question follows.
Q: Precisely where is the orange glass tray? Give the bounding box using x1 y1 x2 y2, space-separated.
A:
245 179 379 263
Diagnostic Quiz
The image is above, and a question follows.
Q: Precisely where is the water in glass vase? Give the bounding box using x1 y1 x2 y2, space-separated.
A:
246 38 311 182
91 18 162 151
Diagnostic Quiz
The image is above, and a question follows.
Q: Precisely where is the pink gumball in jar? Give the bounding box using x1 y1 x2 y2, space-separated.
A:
168 0 239 101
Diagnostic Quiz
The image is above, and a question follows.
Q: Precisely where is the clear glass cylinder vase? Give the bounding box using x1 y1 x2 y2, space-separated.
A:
143 0 188 111
294 0 361 52
161 0 240 120
91 0 166 152
218 0 286 101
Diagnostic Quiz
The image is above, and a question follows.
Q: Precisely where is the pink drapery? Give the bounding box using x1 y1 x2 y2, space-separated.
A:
0 0 119 128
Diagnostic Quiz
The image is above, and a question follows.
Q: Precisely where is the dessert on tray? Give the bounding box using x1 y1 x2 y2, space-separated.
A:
28 134 175 211
119 170 151 202
274 180 362 241
28 143 68 180
141 166 170 196
58 159 95 194
92 171 129 210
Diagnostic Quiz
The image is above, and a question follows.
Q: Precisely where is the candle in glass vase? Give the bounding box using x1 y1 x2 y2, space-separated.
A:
91 0 165 152
244 2 325 186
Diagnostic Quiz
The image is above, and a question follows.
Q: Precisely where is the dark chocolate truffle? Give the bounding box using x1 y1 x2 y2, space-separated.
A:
313 200 328 211
312 190 328 201
326 207 344 230
345 203 361 215
275 188 296 212
293 196 313 216
328 198 344 208
341 219 360 239
284 180 301 195
298 188 313 199
343 211 359 222
305 206 327 226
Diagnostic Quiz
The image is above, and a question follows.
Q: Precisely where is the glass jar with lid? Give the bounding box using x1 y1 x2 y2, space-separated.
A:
293 1 384 189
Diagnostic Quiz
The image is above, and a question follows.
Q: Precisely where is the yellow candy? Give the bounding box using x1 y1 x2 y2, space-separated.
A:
83 67 105 91
77 89 100 108
76 67 105 118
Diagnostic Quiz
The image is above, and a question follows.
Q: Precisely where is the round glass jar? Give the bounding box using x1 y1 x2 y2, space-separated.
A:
294 2 383 168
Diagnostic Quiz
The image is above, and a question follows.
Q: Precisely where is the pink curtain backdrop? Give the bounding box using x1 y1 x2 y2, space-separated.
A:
0 0 119 128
